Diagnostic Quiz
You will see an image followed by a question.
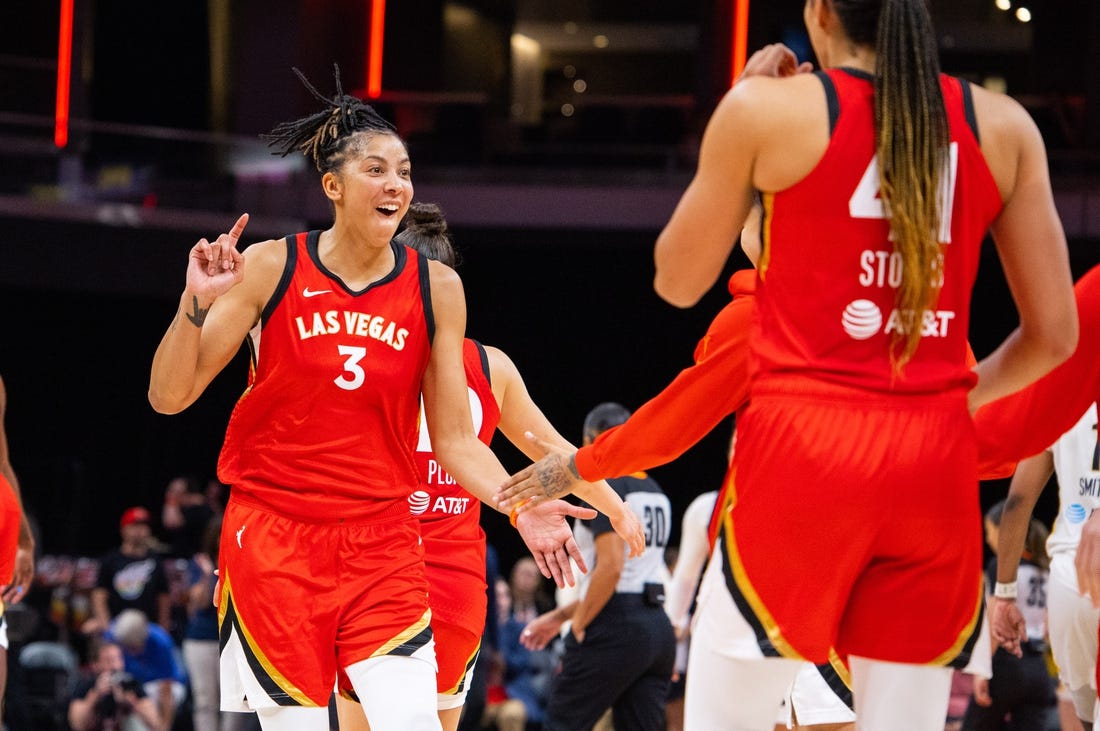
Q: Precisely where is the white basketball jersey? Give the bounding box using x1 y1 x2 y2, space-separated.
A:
1014 562 1049 641
1048 403 1100 558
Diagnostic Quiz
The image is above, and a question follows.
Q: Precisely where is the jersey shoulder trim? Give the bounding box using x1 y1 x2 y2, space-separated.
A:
417 251 435 344
814 70 840 137
260 232 301 328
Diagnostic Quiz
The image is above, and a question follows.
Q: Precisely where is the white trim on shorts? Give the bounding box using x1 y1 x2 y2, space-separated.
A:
221 620 273 712
1048 554 1099 721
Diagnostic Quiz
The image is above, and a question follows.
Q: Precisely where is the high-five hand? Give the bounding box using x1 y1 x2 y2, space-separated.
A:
498 433 583 512
515 499 596 588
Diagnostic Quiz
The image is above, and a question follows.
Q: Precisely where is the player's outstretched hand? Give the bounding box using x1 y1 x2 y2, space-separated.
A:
500 432 645 557
515 499 596 588
498 433 583 512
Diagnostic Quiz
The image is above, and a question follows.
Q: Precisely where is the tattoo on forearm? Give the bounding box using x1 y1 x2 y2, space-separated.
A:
535 455 576 500
185 296 210 327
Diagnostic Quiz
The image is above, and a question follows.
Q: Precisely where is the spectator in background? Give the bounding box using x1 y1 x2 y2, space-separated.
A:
109 608 187 731
509 557 555 627
183 516 243 731
84 507 171 635
161 475 217 559
68 637 163 731
486 567 558 731
456 543 501 731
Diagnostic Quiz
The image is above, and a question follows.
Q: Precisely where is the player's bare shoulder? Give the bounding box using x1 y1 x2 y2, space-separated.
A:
722 73 830 192
241 236 288 269
483 345 520 384
967 82 1045 200
240 235 289 286
209 235 290 319
425 256 464 296
719 73 820 129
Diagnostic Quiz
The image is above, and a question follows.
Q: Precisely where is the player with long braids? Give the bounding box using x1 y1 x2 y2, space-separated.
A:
501 0 1078 727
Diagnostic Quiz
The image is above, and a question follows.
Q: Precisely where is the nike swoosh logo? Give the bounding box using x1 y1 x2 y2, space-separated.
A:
303 287 332 298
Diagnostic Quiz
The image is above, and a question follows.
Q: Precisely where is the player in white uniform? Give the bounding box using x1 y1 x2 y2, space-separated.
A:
667 488 857 731
990 403 1100 729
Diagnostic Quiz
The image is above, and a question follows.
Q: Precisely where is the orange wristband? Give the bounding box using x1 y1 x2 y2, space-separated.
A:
509 499 532 528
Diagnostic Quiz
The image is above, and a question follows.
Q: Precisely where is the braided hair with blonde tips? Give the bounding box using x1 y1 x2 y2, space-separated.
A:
833 0 949 370
261 64 402 174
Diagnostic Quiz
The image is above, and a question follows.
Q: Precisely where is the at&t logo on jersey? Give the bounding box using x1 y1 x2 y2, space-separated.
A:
1065 504 1088 524
841 300 957 341
408 487 472 517
842 300 882 340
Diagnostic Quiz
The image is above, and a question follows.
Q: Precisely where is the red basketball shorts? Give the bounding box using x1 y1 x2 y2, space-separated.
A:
217 496 433 708
723 381 984 666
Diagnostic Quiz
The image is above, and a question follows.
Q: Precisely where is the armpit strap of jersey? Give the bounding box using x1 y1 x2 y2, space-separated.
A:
259 232 301 327
814 70 840 137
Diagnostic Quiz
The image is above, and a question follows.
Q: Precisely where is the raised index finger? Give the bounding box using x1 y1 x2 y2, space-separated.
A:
226 213 250 248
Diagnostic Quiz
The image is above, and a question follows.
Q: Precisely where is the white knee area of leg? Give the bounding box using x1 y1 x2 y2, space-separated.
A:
255 705 330 731
850 656 952 731
345 654 441 731
1066 684 1097 723
684 652 800 731
436 691 466 711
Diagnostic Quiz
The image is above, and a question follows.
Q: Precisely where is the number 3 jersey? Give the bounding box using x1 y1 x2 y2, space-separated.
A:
755 68 1003 394
218 231 433 522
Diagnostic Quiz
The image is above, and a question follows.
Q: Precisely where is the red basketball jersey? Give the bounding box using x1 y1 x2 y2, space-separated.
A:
755 69 1002 394
0 473 19 585
976 264 1100 470
414 338 501 629
218 232 433 522
575 270 755 481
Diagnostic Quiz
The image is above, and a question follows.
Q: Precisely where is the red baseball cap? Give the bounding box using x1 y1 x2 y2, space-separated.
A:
119 507 151 529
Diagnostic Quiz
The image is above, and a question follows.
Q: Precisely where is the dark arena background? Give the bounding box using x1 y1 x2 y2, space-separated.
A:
0 0 1098 584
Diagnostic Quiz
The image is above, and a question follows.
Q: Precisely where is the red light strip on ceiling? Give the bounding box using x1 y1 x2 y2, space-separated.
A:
55 0 74 147
367 0 386 98
731 0 750 84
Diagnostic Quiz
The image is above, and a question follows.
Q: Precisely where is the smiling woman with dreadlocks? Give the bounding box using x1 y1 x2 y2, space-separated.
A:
148 67 598 731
